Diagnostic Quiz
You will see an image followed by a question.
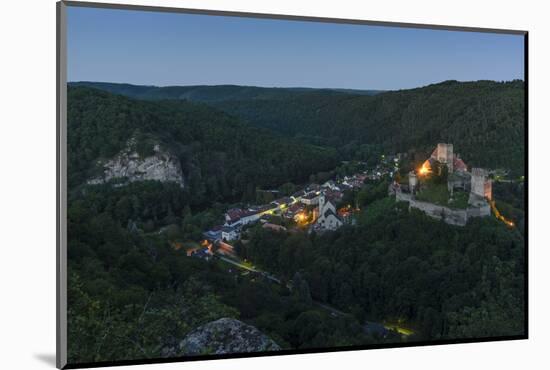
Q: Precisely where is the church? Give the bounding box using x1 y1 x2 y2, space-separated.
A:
316 193 343 230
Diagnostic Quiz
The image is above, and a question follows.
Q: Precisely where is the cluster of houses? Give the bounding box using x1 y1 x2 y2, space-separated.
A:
188 156 412 260
370 154 405 180
201 171 371 247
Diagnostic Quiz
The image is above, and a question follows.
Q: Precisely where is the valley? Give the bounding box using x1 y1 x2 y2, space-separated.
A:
66 82 525 364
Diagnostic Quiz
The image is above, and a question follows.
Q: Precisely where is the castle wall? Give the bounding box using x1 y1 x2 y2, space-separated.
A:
408 199 468 226
466 204 491 218
395 191 412 202
405 199 490 226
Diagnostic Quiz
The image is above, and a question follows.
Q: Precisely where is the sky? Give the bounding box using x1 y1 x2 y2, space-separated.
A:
67 6 525 91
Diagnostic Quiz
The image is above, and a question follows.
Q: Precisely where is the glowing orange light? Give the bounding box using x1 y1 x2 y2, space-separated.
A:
489 200 515 228
419 161 431 175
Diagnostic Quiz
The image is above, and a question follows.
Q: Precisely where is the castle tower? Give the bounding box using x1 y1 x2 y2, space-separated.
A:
471 168 489 199
318 193 326 213
436 143 454 173
484 178 493 200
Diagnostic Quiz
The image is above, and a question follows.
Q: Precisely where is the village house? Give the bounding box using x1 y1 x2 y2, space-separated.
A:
224 208 245 227
301 192 320 206
272 196 293 209
322 180 341 191
306 183 321 192
203 225 223 243
224 205 277 228
284 202 305 220
342 174 367 189
221 225 240 241
190 247 213 261
239 209 262 225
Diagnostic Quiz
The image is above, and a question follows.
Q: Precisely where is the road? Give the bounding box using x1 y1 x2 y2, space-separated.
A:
215 254 281 284
383 322 414 336
217 255 259 272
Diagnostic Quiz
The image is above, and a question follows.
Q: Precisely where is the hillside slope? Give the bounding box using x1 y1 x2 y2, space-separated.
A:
212 80 525 174
67 87 338 203
69 81 380 102
70 80 525 174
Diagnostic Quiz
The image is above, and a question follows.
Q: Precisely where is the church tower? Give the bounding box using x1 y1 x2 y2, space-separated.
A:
318 193 326 214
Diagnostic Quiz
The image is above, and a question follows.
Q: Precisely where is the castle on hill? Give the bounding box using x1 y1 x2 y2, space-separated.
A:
390 143 492 226
418 143 492 203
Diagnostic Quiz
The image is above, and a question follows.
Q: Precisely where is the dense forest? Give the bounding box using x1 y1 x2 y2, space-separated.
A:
67 178 525 364
67 87 338 204
66 82 526 365
67 181 385 363
238 196 525 340
73 80 526 175
213 80 525 175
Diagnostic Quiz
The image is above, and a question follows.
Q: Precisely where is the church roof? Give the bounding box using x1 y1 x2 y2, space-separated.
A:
324 207 342 221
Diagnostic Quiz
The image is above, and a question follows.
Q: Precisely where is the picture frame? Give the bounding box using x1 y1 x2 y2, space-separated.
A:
57 1 528 368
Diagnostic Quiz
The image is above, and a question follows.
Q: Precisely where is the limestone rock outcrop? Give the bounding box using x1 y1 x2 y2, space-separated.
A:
88 143 184 187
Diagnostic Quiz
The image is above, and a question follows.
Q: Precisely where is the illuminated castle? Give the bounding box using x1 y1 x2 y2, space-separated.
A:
391 143 493 226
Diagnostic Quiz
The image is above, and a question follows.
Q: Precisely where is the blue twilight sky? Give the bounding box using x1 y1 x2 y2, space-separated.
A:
67 6 525 91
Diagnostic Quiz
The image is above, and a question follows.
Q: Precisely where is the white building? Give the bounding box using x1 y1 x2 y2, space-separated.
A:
224 206 276 227
239 212 262 226
221 225 240 241
301 192 320 206
322 180 341 191
316 193 343 231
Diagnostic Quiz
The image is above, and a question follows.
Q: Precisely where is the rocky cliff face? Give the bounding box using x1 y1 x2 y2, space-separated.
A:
167 318 280 356
88 143 184 188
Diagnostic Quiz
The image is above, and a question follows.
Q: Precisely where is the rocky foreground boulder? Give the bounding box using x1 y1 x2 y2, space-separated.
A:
171 318 281 356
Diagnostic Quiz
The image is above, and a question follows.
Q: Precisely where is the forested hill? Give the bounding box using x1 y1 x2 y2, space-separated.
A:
212 80 525 175
67 87 338 204
69 80 525 175
69 81 381 102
